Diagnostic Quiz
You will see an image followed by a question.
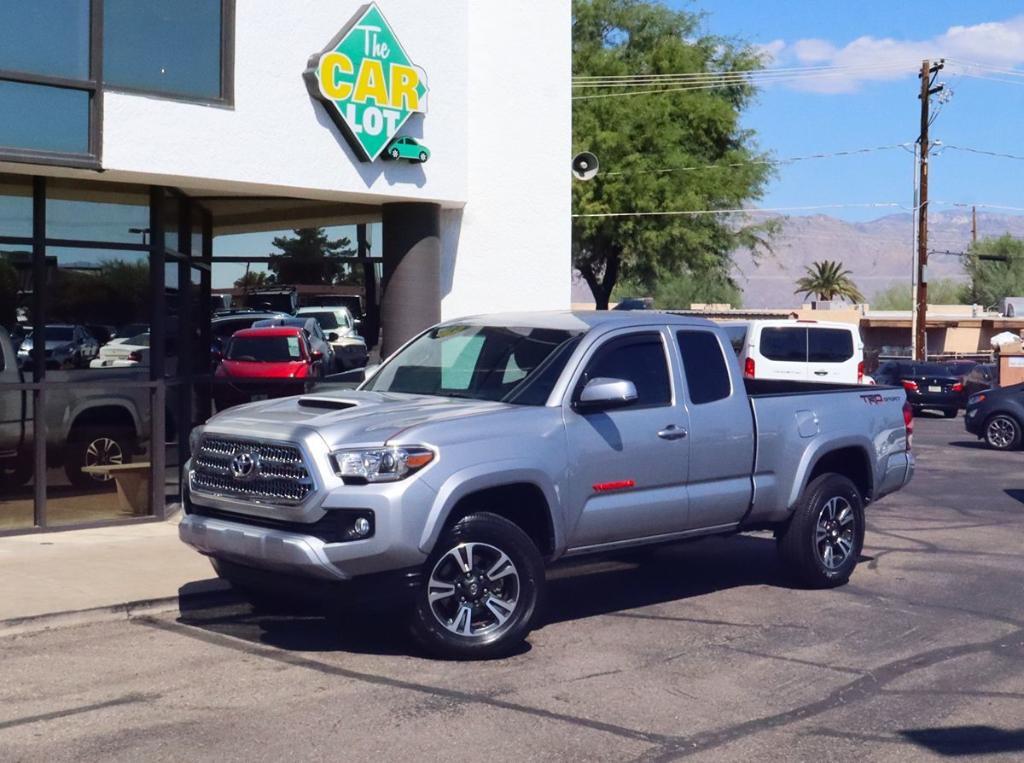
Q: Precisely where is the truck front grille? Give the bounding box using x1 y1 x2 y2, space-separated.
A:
190 437 314 505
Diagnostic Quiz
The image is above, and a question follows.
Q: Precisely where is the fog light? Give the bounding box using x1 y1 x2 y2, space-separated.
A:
353 517 371 537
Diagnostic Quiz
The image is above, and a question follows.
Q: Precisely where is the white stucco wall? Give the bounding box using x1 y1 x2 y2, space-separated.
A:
439 1 572 318
98 0 570 317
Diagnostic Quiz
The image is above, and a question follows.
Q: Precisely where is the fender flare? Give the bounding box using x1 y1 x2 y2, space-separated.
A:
786 434 876 510
418 460 563 555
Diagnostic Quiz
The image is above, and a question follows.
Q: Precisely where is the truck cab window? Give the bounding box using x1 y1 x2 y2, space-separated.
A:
579 333 670 407
677 330 731 404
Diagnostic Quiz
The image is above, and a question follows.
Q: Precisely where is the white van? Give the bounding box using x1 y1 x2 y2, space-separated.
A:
722 319 865 384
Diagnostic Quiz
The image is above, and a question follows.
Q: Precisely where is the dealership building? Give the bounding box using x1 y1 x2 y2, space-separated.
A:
0 1 571 533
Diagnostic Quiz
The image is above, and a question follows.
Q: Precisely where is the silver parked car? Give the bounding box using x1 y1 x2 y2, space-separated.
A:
181 311 914 658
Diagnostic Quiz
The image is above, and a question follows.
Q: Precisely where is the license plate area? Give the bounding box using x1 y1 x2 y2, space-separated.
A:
928 385 942 393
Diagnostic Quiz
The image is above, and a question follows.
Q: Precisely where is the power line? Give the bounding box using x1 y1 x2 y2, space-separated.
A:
942 145 1024 162
572 61 916 86
572 202 909 218
602 143 913 177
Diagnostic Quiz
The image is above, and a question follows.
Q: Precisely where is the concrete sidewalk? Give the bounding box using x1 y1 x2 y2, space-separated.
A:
0 515 230 635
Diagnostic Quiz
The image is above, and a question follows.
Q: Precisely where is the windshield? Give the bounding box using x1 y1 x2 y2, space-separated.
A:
302 311 339 330
363 325 584 404
226 336 305 362
126 333 151 347
42 327 74 341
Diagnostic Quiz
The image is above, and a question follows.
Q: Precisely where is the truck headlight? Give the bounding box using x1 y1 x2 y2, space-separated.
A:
332 446 434 483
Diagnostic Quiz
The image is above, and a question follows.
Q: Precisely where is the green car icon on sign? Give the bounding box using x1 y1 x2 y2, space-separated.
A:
386 136 430 163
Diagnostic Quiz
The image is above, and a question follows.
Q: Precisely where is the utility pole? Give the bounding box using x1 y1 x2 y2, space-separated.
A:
915 59 944 360
971 205 977 245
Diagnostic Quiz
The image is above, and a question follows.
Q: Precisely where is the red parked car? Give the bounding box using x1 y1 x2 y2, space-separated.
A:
213 326 325 410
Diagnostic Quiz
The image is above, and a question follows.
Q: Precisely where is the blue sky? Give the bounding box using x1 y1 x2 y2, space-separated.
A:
667 1 1024 221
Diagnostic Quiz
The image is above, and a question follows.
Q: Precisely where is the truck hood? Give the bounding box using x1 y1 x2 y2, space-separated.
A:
203 389 513 448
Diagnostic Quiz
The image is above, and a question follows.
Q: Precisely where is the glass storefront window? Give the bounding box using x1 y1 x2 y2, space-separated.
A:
0 1 91 80
104 0 224 100
45 383 152 526
0 174 32 239
0 81 90 155
0 384 35 532
47 180 149 244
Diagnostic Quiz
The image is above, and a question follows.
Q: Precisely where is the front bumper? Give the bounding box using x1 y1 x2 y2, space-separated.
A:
964 406 985 436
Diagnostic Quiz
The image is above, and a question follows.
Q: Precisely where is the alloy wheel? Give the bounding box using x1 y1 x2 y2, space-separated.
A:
427 542 520 638
986 417 1016 449
84 437 124 482
814 496 855 570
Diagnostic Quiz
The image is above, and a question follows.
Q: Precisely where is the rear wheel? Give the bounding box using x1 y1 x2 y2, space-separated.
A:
64 427 133 488
410 512 544 660
942 408 958 419
778 473 864 588
984 414 1021 450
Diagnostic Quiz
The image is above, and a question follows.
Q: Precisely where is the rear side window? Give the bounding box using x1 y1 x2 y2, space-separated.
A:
808 328 854 363
760 327 806 362
677 331 731 404
579 333 671 407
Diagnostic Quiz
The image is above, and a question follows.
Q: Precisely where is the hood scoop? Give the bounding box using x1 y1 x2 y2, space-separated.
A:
297 396 359 411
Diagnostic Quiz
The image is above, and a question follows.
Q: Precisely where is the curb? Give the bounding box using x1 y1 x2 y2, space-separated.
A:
0 580 239 638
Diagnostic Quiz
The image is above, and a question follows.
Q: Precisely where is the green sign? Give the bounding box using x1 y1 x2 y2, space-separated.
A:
304 3 429 162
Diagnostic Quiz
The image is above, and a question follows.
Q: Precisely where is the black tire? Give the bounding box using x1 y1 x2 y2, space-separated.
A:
984 413 1022 451
64 427 134 488
943 408 958 419
778 473 864 589
410 512 545 660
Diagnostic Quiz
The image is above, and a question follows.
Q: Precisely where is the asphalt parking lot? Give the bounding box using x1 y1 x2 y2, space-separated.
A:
2 415 1023 761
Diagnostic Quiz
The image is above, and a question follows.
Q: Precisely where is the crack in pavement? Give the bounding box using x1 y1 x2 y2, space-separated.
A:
632 627 1024 761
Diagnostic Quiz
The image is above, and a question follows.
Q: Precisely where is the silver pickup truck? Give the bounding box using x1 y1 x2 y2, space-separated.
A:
180 312 914 658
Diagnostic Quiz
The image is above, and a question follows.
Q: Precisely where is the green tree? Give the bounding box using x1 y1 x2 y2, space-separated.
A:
872 278 967 310
267 228 355 285
51 259 150 327
234 270 271 289
572 0 775 309
612 268 741 309
963 234 1024 308
0 255 19 330
794 260 865 303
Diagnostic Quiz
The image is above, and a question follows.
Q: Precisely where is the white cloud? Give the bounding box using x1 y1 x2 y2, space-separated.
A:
753 38 786 63
766 15 1024 93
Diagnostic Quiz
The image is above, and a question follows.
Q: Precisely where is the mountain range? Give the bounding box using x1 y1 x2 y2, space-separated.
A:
570 210 1024 308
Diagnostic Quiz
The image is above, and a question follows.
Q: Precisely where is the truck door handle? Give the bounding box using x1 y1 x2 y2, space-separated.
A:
657 425 688 440
814 371 828 376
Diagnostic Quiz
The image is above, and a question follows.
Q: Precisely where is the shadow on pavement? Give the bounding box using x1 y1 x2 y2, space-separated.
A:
947 440 990 450
173 534 789 657
900 726 1024 756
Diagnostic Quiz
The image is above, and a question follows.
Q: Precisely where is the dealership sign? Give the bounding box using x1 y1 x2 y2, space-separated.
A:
304 3 428 162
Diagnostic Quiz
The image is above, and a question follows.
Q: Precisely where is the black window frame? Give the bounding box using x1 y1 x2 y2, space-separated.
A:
101 0 236 107
574 331 673 411
0 4 103 169
0 0 236 170
676 330 732 405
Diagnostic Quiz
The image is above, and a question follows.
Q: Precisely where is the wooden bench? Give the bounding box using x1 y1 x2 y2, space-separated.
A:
81 463 152 516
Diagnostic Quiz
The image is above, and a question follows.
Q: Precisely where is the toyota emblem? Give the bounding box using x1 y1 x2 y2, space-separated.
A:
230 451 259 481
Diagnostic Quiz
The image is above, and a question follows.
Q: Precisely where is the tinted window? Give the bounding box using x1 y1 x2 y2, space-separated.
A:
104 0 225 99
902 363 953 376
227 336 304 362
808 328 854 363
581 334 671 407
723 325 747 355
302 311 340 330
760 327 806 362
677 331 731 404
0 1 91 80
0 80 90 154
43 327 75 341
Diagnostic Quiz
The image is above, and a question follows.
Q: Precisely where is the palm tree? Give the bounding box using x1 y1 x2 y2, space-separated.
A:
794 260 865 303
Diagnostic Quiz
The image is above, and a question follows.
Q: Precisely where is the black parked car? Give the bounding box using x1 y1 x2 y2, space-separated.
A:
962 363 997 400
874 361 963 417
964 383 1024 450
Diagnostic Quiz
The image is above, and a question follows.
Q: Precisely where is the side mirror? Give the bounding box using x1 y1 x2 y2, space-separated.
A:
576 377 638 411
353 318 362 328
310 350 324 361
327 332 339 342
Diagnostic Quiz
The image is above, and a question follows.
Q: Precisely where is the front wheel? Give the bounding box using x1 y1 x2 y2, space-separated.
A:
410 512 544 659
984 414 1021 450
64 428 133 488
778 473 864 588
